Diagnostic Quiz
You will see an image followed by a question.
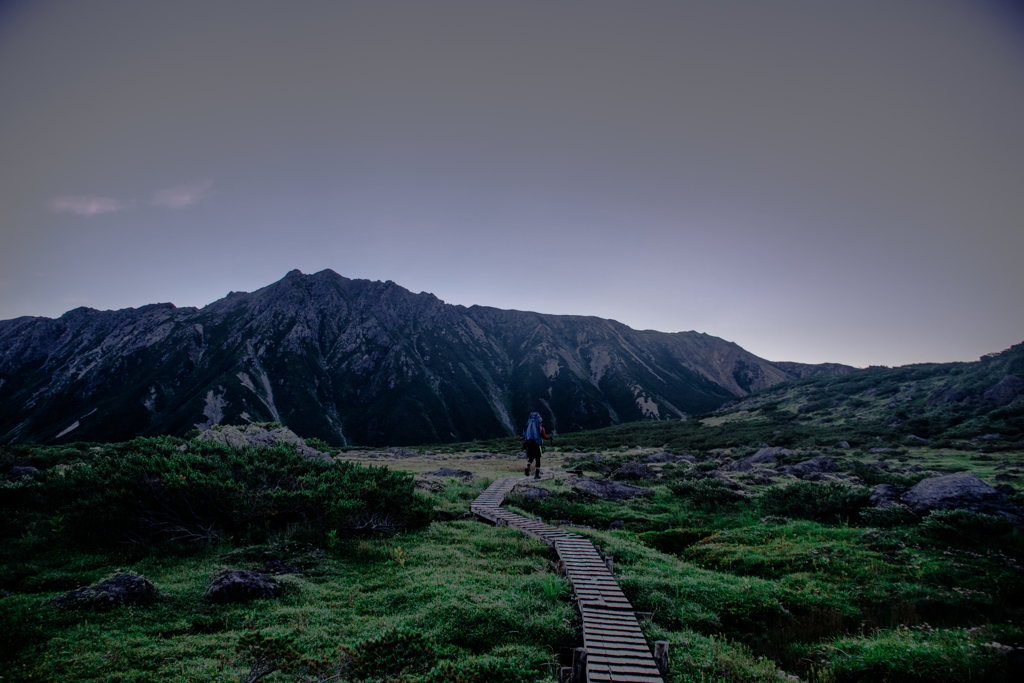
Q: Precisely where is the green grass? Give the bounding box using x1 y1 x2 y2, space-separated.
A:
3 421 1023 682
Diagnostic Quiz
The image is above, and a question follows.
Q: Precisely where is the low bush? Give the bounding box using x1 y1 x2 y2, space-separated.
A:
668 478 744 507
860 506 919 528
919 509 1016 544
758 482 870 522
0 436 431 547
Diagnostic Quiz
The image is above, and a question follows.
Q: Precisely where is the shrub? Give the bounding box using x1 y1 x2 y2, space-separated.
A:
668 478 744 507
919 509 1016 544
860 506 919 528
0 436 431 547
637 528 712 554
758 482 870 522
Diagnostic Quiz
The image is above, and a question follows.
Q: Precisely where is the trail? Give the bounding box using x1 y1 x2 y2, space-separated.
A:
472 477 666 683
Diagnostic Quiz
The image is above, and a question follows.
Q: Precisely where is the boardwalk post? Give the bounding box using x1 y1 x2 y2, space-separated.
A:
560 666 572 682
605 555 613 573
654 640 669 676
572 647 587 683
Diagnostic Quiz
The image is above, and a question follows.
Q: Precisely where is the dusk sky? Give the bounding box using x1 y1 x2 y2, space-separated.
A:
1 0 1022 368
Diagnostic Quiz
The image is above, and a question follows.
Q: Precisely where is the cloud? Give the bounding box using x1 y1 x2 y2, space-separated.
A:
48 196 125 216
152 180 213 208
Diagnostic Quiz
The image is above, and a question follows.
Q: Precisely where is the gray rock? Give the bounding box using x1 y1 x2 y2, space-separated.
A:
869 447 893 454
612 461 658 480
511 483 551 500
573 477 654 500
726 446 792 472
607 520 625 531
972 433 1002 442
783 456 836 478
52 573 156 611
717 400 739 412
8 465 38 478
414 478 444 493
206 570 278 603
196 424 331 461
907 435 929 443
899 471 1024 523
645 451 694 463
981 375 1024 407
424 468 474 479
869 484 906 508
836 441 851 449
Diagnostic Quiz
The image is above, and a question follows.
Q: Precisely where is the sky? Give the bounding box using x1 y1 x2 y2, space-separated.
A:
1 0 1022 368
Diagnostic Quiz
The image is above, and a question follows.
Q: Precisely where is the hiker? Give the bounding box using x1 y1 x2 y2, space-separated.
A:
522 412 554 479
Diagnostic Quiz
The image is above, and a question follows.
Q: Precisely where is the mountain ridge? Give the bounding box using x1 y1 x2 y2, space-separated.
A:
0 269 853 446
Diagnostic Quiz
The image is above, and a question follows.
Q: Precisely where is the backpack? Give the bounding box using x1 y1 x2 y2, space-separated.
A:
523 412 543 445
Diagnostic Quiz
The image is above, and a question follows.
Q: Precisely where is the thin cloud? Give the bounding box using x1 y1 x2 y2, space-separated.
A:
48 196 125 216
152 180 213 209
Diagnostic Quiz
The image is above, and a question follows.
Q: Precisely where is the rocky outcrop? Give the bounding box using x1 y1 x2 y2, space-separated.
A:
424 468 474 479
196 424 331 460
783 456 836 479
612 461 657 480
982 375 1024 407
898 472 1024 524
52 573 156 610
206 570 278 603
726 447 792 472
573 477 655 500
510 483 551 500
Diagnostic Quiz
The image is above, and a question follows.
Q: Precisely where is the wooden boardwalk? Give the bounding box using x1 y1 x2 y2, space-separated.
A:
472 477 665 683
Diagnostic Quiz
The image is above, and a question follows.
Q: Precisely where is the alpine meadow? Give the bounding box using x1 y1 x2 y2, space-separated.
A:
2 1 1024 682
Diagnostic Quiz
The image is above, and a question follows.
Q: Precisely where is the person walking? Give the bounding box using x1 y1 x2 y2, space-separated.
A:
522 412 554 479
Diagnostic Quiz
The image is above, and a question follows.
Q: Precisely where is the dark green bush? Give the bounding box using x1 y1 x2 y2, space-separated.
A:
0 436 430 547
349 628 436 679
860 505 919 528
668 478 744 507
637 527 712 554
758 481 870 522
919 509 1016 544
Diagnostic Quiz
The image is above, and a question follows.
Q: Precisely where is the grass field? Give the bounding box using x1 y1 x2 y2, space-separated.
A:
2 427 1023 681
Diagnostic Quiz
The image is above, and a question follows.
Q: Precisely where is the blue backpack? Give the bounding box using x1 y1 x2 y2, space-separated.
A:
523 412 543 445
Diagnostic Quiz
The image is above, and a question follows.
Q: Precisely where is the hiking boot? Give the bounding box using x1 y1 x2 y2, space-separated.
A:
525 465 531 476
534 470 541 480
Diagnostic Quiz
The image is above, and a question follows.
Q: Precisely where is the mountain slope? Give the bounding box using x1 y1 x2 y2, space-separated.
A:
0 269 852 446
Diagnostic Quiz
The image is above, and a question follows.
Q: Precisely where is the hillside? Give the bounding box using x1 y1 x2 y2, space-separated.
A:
0 269 850 447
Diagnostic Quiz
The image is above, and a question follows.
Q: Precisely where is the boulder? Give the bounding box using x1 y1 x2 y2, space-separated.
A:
607 520 625 531
510 484 551 501
424 468 474 479
414 478 444 493
899 472 1024 523
783 456 836 478
573 477 654 501
726 447 792 472
206 570 278 603
196 424 331 461
612 461 657 480
52 573 156 611
869 484 906 508
8 465 38 478
907 435 929 444
645 452 694 463
981 375 1024 407
836 441 851 450
869 447 893 454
